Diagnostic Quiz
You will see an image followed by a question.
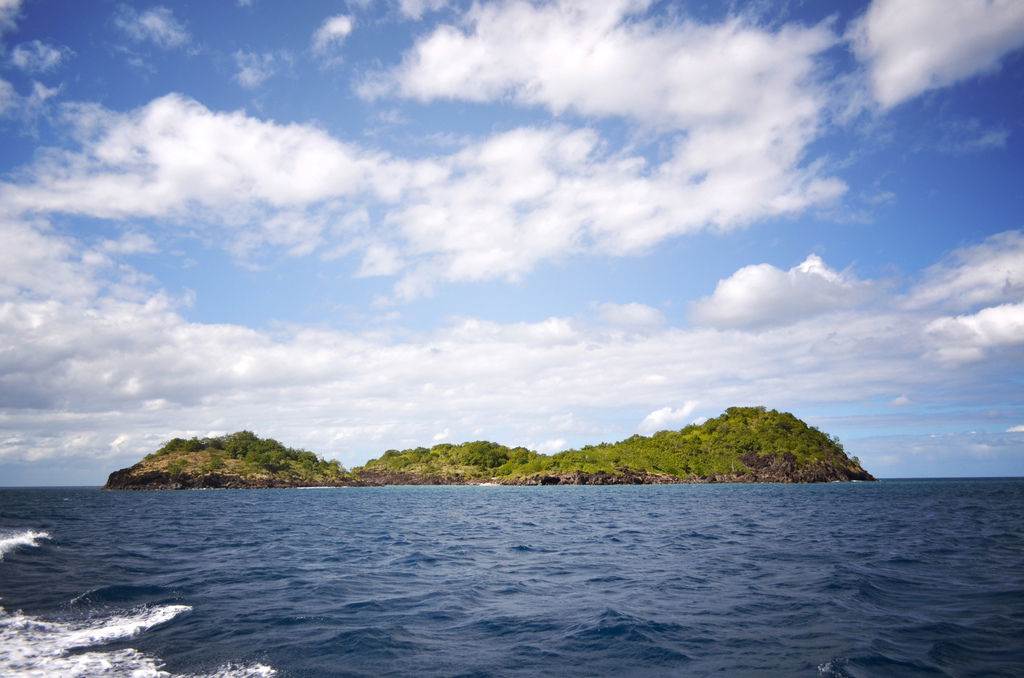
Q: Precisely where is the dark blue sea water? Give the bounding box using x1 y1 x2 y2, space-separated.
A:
1 480 1022 677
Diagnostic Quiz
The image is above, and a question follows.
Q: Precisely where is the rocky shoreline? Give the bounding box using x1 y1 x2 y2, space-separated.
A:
104 459 874 490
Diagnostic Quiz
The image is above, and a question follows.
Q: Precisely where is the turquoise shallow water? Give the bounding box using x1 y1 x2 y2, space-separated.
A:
1 479 1022 677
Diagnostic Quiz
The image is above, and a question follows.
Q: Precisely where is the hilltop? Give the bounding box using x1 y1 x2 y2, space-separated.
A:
104 431 348 489
105 407 874 489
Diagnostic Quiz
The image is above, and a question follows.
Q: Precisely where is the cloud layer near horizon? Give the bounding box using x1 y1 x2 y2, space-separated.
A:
2 213 1021 477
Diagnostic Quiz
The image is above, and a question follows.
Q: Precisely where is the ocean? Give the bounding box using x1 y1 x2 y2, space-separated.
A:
1 480 1022 677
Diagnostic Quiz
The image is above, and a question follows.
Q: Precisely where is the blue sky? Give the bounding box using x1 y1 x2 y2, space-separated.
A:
1 0 1022 484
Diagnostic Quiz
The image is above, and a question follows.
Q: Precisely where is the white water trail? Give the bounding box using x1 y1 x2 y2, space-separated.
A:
0 528 275 677
0 530 51 560
0 603 275 677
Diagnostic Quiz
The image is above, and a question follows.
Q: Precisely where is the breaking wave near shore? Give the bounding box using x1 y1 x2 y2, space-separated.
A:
0 528 275 678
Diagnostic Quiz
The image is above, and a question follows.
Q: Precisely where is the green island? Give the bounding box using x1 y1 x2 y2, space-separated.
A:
105 407 875 489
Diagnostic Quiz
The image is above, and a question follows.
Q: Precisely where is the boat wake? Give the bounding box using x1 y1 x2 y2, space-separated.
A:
0 529 50 560
0 529 275 677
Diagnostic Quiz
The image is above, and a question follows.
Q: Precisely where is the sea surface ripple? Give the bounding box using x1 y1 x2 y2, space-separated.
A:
1 479 1022 677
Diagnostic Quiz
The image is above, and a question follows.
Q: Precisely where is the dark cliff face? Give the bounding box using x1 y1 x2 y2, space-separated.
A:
498 463 874 486
737 451 875 483
104 467 351 490
105 461 874 489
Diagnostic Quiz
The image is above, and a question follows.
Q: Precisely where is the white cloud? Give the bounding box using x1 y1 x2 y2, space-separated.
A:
0 94 844 300
906 230 1024 311
356 0 846 297
312 14 354 55
357 244 404 277
0 78 14 116
99 231 157 255
925 301 1024 364
690 254 874 329
1006 425 1024 433
367 1 832 129
0 78 59 120
11 40 69 72
851 0 1024 108
0 93 385 218
638 401 699 434
0 0 21 36
384 124 843 301
233 50 283 88
398 0 449 20
24 80 59 114
114 6 189 49
890 395 913 407
361 0 839 189
536 438 567 454
0 218 99 301
594 302 665 328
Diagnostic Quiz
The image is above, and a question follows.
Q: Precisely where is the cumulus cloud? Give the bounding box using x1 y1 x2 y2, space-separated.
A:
10 40 70 72
114 6 189 49
925 301 1024 364
638 401 699 434
851 0 1024 108
385 124 843 301
0 93 385 217
906 230 1024 311
362 0 843 196
360 0 840 187
1006 425 1024 433
355 0 846 297
0 94 844 300
312 14 353 55
690 254 874 329
366 0 831 129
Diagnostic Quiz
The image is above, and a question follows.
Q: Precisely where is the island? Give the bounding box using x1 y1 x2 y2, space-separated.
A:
104 407 875 489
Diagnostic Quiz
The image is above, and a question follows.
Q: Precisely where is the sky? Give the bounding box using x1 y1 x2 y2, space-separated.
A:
0 0 1022 485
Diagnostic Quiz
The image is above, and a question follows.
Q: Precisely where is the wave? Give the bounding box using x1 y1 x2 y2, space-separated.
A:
0 603 275 677
0 528 275 678
0 529 50 560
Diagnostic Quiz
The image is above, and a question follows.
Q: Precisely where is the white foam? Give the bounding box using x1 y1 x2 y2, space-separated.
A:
0 530 51 560
0 604 276 677
0 528 273 677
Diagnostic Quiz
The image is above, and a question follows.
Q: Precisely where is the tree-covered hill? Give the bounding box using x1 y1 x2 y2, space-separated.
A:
355 407 874 484
105 431 348 489
104 407 874 489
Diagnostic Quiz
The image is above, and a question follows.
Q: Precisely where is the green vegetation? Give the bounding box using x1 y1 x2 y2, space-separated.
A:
355 407 871 481
142 430 347 481
359 440 541 478
109 407 872 488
